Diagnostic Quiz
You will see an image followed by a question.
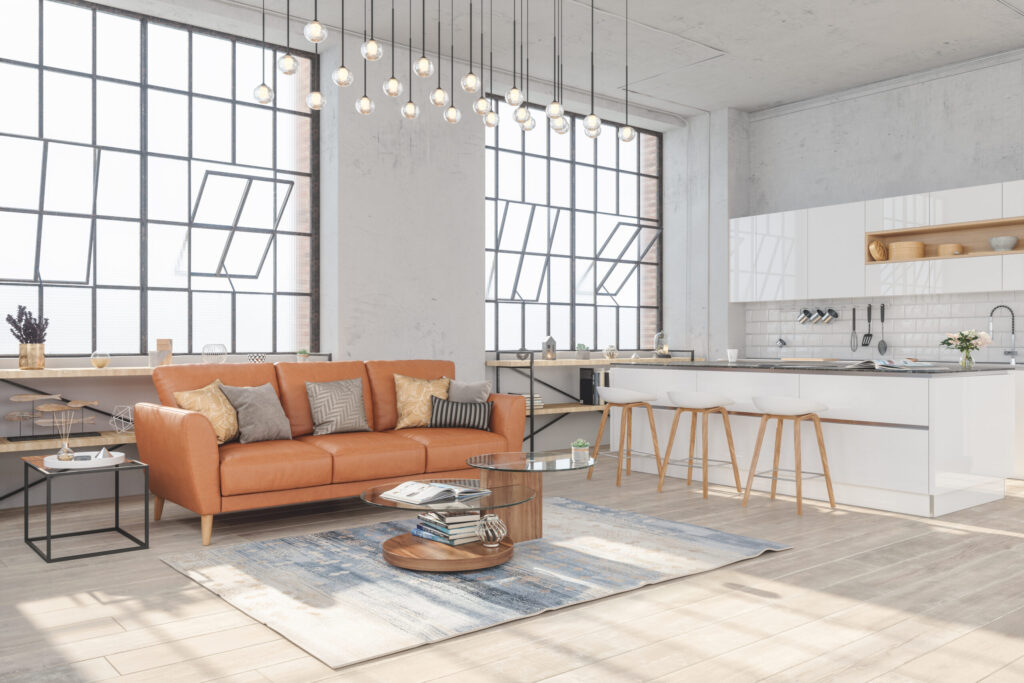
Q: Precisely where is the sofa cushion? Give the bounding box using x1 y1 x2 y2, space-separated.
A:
275 361 374 436
394 375 450 429
306 379 371 435
429 396 493 430
365 360 456 431
219 440 332 495
220 383 292 444
298 432 426 483
153 363 278 407
172 380 238 444
393 428 507 473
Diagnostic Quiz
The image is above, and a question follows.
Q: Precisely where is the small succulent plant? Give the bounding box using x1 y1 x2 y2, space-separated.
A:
571 438 590 448
6 306 48 344
575 343 589 351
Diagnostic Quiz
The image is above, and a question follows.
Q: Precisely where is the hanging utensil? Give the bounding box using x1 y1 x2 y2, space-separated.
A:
850 307 858 352
861 303 874 346
877 303 888 356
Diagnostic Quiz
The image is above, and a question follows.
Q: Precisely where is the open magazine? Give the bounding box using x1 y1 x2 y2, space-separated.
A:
843 359 937 370
380 481 491 505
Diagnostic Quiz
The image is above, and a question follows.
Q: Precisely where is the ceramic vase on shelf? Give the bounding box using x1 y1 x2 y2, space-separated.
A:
18 343 44 370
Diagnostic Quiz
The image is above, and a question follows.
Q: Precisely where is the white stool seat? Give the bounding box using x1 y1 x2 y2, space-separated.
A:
598 387 657 405
666 391 733 410
752 396 827 416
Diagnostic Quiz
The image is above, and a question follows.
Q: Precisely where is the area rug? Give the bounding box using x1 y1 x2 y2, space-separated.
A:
161 497 788 668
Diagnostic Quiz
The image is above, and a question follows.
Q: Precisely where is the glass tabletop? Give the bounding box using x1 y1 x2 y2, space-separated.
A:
360 478 535 512
467 450 596 472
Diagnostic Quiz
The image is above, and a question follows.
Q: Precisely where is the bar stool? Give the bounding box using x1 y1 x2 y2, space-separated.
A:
588 387 662 487
742 396 836 515
657 391 742 498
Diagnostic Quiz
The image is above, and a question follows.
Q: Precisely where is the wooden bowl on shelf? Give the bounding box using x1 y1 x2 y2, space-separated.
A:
889 241 925 260
937 243 964 257
867 240 888 262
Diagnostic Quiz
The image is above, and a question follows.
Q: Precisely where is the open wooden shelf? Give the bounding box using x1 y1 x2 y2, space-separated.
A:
532 402 606 416
0 430 135 454
0 366 154 380
486 357 699 368
865 215 1024 263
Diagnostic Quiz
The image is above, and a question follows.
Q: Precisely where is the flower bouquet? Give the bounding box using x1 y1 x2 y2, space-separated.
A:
939 329 991 368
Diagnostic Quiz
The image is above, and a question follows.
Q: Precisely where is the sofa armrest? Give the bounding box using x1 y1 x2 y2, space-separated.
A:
488 393 526 451
134 403 222 515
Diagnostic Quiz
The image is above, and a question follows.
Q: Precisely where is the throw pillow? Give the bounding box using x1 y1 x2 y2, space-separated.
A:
429 396 493 430
394 374 450 429
446 378 492 403
305 379 370 435
219 383 292 444
173 380 238 445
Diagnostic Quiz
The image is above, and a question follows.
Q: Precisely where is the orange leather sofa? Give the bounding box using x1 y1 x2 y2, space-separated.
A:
134 360 525 545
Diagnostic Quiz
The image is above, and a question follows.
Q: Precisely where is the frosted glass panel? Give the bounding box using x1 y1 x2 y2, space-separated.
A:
43 287 92 354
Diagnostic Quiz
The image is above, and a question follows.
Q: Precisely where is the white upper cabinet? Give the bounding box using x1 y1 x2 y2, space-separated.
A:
1003 254 1024 290
865 194 929 231
866 261 930 297
729 216 756 302
929 183 1002 225
807 202 866 299
930 256 1003 294
755 210 807 302
1003 180 1024 218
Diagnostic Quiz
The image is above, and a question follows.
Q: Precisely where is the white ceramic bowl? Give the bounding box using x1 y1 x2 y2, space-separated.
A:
990 236 1018 252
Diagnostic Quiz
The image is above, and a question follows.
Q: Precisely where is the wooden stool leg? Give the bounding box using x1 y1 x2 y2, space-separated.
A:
615 407 628 487
812 414 836 508
658 408 683 493
794 416 803 515
742 415 770 506
645 403 662 482
770 418 783 500
719 408 742 492
686 411 697 486
700 410 710 499
625 406 633 476
587 405 610 481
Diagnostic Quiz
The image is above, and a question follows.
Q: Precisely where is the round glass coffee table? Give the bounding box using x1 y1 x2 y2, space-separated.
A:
467 451 596 543
361 479 534 572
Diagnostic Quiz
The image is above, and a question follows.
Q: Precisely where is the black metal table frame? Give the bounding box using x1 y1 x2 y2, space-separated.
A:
23 459 150 563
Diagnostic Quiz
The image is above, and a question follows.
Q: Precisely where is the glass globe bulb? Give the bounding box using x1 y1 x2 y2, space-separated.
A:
253 83 274 104
429 87 449 107
461 72 480 93
443 105 461 124
413 55 435 78
504 86 523 107
401 100 420 119
305 90 324 110
355 95 375 115
484 109 500 127
303 20 327 43
278 53 298 75
513 105 530 123
584 125 601 138
618 124 637 142
546 100 563 119
332 65 354 87
361 39 384 61
383 76 403 97
472 97 490 116
520 115 536 132
551 116 569 135
583 113 602 131
549 115 565 130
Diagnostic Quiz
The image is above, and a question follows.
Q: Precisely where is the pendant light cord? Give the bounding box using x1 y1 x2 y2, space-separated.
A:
468 0 473 75
511 0 516 87
449 0 454 94
286 0 290 50
488 0 493 99
437 0 442 88
370 0 375 38
409 0 414 86
363 0 368 96
624 0 629 122
261 0 266 81
390 0 395 76
590 0 594 112
524 0 528 103
341 0 345 57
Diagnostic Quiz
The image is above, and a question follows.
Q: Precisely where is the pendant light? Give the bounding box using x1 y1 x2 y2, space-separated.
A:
429 0 449 106
304 0 328 42
402 0 420 118
550 1 568 135
413 0 435 77
483 0 499 127
253 0 275 103
582 0 601 137
332 0 355 85
518 0 535 131
545 0 562 120
355 2 375 113
618 0 636 142
472 0 489 115
361 0 385 60
305 1 324 110
513 0 529 124
278 0 299 74
461 0 480 93
383 0 403 96
504 0 523 106
443 0 460 122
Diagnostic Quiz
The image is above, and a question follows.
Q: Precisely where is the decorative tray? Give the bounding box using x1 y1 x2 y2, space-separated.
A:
43 451 126 470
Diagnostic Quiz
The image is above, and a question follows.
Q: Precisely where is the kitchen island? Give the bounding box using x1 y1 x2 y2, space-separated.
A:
608 360 1015 516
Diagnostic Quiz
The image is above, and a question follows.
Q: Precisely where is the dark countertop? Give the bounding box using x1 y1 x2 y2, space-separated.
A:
610 359 1015 377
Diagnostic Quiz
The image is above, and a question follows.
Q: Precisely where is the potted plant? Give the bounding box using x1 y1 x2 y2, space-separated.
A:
940 329 991 369
6 306 49 370
296 348 310 362
575 343 590 360
570 438 591 463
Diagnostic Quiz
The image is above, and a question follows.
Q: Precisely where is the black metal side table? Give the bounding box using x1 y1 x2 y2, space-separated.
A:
23 455 149 563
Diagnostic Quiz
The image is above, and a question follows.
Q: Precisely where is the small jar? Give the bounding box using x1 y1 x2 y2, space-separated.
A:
90 351 110 369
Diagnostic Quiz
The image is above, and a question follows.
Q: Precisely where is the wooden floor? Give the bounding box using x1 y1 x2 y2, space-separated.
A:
4 464 1024 682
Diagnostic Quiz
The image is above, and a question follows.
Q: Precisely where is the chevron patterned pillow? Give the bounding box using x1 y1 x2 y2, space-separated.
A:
428 396 493 431
305 379 371 435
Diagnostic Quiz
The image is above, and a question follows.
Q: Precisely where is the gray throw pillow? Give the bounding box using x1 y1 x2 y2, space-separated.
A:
305 379 370 435
447 379 492 403
220 383 292 444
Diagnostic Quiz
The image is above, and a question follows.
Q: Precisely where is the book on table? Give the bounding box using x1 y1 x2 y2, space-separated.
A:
413 510 483 546
411 526 479 546
380 481 490 505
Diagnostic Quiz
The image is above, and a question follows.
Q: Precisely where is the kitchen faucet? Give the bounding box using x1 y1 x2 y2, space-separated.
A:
989 305 1017 366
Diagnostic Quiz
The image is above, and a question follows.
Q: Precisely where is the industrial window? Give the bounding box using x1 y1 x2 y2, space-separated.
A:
484 98 662 352
0 0 318 356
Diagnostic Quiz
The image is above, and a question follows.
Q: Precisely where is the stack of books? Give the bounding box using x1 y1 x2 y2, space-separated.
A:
412 511 482 546
520 393 544 409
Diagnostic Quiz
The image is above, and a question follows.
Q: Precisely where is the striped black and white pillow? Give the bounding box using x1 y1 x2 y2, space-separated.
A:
429 396 493 430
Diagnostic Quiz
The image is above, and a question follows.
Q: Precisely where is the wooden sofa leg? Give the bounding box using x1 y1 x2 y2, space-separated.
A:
153 495 164 521
201 515 214 546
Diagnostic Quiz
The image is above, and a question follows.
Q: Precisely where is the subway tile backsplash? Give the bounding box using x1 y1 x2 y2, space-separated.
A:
743 291 1024 363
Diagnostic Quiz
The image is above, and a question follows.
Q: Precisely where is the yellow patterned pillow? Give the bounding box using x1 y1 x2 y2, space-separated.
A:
174 380 239 444
394 375 450 429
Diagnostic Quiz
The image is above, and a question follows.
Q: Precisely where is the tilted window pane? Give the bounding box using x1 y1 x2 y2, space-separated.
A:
39 215 91 282
96 81 141 151
223 231 272 278
96 288 140 353
43 71 93 144
191 34 233 99
0 212 38 280
42 0 91 73
44 143 94 215
238 179 282 230
96 13 141 82
192 174 248 227
190 227 230 274
43 286 92 353
0 64 39 137
0 0 39 63
0 137 43 210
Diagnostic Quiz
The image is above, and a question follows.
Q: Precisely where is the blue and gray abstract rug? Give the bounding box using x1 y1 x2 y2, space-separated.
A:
162 497 788 668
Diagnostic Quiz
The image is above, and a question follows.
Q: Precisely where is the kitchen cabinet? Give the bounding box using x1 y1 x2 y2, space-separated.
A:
865 261 930 296
1002 180 1024 218
929 183 1002 225
930 255 1002 294
729 216 756 302
1003 254 1024 290
865 194 929 231
754 210 806 302
807 202 866 299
